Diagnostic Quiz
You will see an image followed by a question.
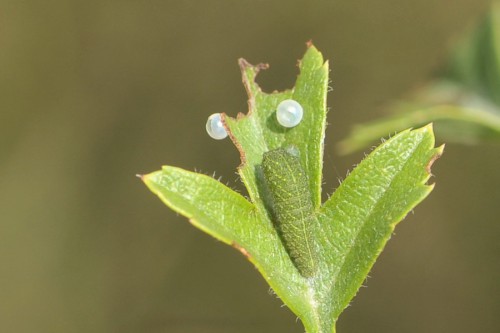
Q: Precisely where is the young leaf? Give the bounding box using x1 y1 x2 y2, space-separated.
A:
142 44 443 333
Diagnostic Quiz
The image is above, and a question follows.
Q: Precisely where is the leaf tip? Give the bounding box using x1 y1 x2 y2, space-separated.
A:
305 40 321 55
421 122 434 133
415 123 444 176
139 170 166 193
306 39 314 48
138 172 158 186
300 41 326 68
427 144 445 175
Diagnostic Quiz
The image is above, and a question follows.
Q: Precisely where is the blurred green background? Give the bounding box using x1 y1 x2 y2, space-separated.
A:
1 1 499 332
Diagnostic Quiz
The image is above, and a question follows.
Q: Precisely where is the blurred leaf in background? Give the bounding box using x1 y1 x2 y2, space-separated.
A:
339 1 500 154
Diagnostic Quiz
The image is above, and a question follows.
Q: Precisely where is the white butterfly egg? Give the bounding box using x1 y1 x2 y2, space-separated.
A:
276 99 303 128
206 113 228 140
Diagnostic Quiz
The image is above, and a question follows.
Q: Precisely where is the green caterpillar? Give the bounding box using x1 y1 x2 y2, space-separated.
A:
261 148 318 277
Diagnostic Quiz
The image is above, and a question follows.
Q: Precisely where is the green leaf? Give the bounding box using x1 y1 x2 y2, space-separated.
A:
143 167 312 320
317 125 442 321
142 45 443 333
144 166 258 247
338 1 500 154
225 46 328 210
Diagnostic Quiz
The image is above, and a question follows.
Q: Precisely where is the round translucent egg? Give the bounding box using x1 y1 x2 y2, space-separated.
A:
276 99 303 128
206 113 228 140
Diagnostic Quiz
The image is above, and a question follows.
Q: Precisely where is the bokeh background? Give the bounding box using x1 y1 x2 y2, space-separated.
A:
2 1 499 332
